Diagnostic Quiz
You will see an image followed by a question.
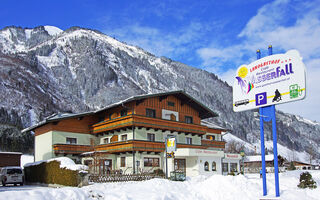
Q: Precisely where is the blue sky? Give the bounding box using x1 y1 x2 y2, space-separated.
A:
1 0 320 122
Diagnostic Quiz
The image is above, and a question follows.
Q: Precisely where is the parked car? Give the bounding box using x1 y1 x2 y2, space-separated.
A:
0 166 24 186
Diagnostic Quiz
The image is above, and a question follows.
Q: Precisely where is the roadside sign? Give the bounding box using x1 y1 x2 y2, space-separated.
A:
233 49 306 112
166 136 177 152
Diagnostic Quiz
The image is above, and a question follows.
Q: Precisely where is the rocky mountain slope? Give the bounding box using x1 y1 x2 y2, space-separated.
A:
0 26 319 159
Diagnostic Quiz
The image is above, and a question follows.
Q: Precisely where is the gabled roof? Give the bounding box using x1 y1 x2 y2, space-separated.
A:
22 90 219 133
95 90 219 119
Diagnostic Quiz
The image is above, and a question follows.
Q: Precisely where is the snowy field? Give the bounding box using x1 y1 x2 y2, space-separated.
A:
0 170 319 200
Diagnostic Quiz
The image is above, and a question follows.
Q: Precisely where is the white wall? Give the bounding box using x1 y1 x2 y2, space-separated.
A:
35 131 53 161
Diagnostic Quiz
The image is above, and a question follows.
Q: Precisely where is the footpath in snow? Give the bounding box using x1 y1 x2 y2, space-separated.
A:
0 170 319 200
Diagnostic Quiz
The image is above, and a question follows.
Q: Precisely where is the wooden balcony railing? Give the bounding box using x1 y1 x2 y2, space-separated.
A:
92 114 208 135
53 140 224 155
94 140 165 153
201 140 226 149
53 144 93 155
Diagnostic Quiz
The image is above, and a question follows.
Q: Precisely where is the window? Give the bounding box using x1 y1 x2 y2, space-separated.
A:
168 101 175 107
206 135 215 141
66 137 77 144
186 137 192 145
204 161 209 171
103 138 109 144
121 157 126 167
84 160 92 166
109 113 112 120
121 134 127 141
222 163 229 173
230 163 238 172
212 162 217 171
185 116 193 124
120 109 127 117
144 157 159 167
147 133 155 142
146 108 156 118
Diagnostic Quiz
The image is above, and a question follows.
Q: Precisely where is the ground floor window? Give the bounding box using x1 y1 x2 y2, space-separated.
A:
212 161 216 171
121 157 126 167
144 157 159 167
222 163 229 173
204 161 209 171
230 163 238 172
84 160 92 166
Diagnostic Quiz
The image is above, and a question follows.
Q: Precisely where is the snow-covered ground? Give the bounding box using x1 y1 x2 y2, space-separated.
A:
0 170 319 200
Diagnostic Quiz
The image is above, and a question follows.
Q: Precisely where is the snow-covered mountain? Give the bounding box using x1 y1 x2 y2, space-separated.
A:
0 26 319 160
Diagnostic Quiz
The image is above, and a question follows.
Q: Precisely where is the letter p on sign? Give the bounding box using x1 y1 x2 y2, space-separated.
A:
256 92 267 106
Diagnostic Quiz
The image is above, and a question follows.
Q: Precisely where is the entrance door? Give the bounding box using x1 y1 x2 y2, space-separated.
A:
174 159 186 173
99 159 112 175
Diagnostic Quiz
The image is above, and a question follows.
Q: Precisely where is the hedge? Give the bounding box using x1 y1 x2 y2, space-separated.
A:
24 160 84 187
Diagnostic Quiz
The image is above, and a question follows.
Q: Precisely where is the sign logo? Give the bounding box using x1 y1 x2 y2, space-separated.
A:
289 84 302 99
233 50 306 112
256 92 267 106
272 89 282 102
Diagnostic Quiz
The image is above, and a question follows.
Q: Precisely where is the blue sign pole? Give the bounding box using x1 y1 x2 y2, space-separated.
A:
257 49 267 196
268 45 280 197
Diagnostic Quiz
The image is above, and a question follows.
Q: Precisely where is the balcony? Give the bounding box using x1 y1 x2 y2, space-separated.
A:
201 140 226 149
95 140 165 153
53 144 93 155
92 114 208 135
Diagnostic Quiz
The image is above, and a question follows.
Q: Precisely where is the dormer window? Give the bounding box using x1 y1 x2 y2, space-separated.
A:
168 101 175 107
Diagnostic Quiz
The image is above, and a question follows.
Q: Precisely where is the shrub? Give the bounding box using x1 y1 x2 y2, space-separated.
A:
297 172 317 189
228 172 235 176
24 160 81 186
153 169 164 176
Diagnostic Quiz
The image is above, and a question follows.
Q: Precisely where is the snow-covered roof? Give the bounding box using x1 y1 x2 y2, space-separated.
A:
95 90 219 119
22 111 93 133
201 120 228 131
23 90 219 132
0 152 22 155
244 155 274 162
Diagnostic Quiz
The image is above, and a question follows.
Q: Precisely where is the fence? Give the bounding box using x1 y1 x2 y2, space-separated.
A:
89 174 165 183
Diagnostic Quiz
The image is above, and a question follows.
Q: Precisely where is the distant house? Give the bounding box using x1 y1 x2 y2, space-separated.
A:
288 161 313 170
22 90 241 177
0 152 22 167
243 154 286 173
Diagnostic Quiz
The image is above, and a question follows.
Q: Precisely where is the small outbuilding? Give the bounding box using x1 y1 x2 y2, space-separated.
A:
0 152 22 167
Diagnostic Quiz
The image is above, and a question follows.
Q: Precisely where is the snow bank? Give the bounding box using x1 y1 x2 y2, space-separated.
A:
24 157 88 171
1 170 319 200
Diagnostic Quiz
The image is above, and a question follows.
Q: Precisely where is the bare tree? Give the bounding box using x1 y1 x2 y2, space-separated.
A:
306 146 316 166
225 140 245 153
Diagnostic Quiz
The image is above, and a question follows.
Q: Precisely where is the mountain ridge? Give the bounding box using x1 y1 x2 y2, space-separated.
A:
0 25 319 160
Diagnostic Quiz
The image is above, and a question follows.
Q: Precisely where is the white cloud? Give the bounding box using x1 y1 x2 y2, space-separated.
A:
197 0 320 122
103 22 209 59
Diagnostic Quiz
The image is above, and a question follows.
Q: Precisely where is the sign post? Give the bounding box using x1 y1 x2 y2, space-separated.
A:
165 135 177 179
233 46 306 197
